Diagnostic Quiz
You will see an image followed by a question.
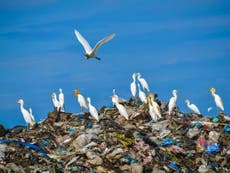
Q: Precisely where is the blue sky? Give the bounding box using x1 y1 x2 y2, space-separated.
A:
0 0 229 128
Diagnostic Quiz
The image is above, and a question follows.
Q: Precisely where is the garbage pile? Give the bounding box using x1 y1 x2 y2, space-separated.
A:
0 98 230 173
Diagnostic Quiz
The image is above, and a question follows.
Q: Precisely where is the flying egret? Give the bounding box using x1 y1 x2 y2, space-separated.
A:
74 89 88 112
111 96 129 120
136 73 150 92
74 29 115 60
28 108 36 125
58 88 65 112
87 97 99 121
168 89 180 115
138 83 147 104
51 93 60 111
148 94 162 120
17 99 34 129
130 73 137 97
209 87 224 111
185 99 201 115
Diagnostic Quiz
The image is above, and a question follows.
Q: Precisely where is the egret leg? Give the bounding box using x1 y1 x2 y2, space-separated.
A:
95 57 101 60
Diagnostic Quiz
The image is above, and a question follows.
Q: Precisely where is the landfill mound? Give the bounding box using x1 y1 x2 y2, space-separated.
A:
0 98 230 173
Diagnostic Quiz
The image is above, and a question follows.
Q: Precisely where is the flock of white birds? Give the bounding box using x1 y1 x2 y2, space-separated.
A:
16 29 225 129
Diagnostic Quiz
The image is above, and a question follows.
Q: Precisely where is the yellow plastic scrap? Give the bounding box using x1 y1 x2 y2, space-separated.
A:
112 132 132 147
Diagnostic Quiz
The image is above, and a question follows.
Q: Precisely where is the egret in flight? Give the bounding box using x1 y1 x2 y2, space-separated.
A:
185 99 201 115
168 89 180 115
74 29 115 60
209 87 224 111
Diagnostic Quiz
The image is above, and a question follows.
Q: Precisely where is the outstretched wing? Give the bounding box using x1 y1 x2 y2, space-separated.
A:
92 34 115 55
74 29 92 54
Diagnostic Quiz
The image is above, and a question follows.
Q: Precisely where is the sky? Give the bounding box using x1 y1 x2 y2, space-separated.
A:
0 0 229 128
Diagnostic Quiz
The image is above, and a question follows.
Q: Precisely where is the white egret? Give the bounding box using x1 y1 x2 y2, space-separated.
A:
58 88 65 112
51 93 60 111
136 73 150 92
209 87 224 111
111 96 129 120
168 89 179 115
112 89 119 105
185 99 201 115
138 84 147 104
74 29 115 60
28 108 36 125
74 89 88 112
147 96 157 121
17 99 34 128
147 94 162 121
87 97 99 121
130 73 137 97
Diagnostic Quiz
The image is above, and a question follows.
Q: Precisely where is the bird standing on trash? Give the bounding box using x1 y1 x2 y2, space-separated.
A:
74 29 115 60
136 73 150 92
17 99 34 129
209 87 224 111
51 93 60 111
138 84 147 104
185 99 201 115
168 89 180 115
112 89 119 106
147 94 162 121
87 97 99 121
58 88 65 112
111 95 129 120
28 108 36 125
74 89 88 112
130 73 137 97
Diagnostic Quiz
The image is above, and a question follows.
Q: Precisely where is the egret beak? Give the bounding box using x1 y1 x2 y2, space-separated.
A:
16 100 20 103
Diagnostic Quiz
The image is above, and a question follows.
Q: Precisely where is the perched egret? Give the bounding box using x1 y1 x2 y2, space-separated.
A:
168 89 179 115
149 94 162 120
59 88 65 112
147 96 157 121
87 97 99 121
130 73 137 97
138 84 147 104
28 108 36 126
74 89 88 112
17 99 34 129
209 87 224 111
74 29 115 60
185 99 201 115
111 96 129 120
51 93 60 111
136 73 150 92
112 89 119 105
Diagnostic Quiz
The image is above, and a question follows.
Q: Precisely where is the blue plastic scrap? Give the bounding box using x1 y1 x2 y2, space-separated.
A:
123 155 138 164
69 128 76 133
0 139 47 157
78 114 84 119
161 138 175 147
205 143 220 154
224 125 230 132
193 122 203 127
212 117 219 123
169 161 180 173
